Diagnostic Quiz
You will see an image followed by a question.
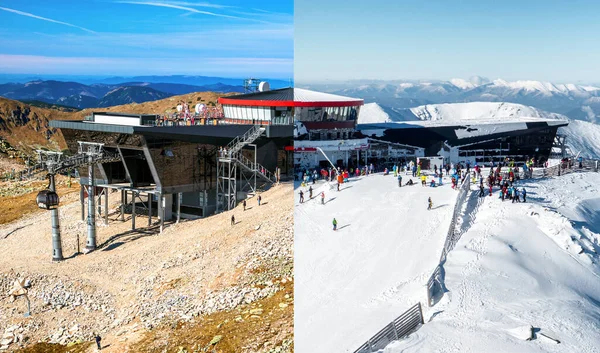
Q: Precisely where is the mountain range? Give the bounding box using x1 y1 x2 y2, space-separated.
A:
0 80 248 109
301 76 600 124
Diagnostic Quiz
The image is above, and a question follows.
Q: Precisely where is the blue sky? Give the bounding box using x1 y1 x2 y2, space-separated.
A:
295 0 600 83
0 0 293 78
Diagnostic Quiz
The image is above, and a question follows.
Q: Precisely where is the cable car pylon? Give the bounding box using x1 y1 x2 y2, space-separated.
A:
27 142 120 261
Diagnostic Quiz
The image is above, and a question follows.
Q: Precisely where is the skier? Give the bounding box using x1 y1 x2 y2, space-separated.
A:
321 192 325 205
421 174 426 186
243 200 247 211
521 187 527 202
479 183 485 197
299 190 304 203
332 218 338 231
257 195 262 206
398 174 402 187
309 186 313 199
512 187 520 203
427 197 433 210
337 182 340 192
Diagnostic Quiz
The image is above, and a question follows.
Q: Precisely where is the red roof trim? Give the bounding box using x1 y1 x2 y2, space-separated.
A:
218 97 363 107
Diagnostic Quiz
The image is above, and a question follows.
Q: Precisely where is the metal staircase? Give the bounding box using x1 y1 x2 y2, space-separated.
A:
216 125 275 213
224 125 265 156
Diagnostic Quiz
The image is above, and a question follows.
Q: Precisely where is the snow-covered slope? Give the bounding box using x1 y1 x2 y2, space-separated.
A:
295 174 457 353
385 173 600 353
359 102 419 123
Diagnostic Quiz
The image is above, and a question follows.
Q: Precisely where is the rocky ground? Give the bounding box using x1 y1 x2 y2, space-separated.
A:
0 180 293 352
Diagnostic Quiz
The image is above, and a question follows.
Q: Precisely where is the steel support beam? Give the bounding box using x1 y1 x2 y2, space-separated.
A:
120 190 125 221
86 161 97 251
132 191 136 230
80 184 85 221
148 193 152 227
160 194 165 233
176 192 181 224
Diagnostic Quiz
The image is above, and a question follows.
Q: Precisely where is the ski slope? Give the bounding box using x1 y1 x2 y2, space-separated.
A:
295 173 458 352
384 173 600 353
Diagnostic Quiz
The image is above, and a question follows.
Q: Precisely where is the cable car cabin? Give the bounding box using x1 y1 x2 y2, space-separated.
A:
36 190 60 210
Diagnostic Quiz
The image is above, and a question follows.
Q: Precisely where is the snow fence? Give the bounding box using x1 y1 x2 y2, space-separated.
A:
353 303 424 353
426 175 472 307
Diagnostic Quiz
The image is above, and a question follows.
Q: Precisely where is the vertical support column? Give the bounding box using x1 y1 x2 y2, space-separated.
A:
345 150 348 168
131 191 136 230
160 194 165 233
176 192 181 224
148 193 152 227
86 162 97 251
120 190 125 221
104 188 108 225
97 190 102 219
50 174 63 261
80 184 85 221
216 154 220 214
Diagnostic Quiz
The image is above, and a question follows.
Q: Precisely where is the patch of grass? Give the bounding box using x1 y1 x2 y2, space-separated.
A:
0 177 79 224
16 341 92 353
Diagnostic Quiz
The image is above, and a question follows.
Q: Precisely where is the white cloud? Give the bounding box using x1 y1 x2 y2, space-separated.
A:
0 6 96 33
115 1 242 20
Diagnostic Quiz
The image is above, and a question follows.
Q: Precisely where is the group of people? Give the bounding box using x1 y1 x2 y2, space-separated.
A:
296 164 378 183
299 187 326 204
231 195 262 225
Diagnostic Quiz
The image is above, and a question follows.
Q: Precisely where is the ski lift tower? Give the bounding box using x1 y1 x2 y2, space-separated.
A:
78 141 104 252
35 150 65 261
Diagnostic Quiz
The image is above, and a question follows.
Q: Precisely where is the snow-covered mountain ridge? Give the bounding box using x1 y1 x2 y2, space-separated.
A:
303 77 600 123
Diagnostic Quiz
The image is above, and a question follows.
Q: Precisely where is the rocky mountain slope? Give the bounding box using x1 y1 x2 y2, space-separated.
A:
0 91 230 162
0 182 293 353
